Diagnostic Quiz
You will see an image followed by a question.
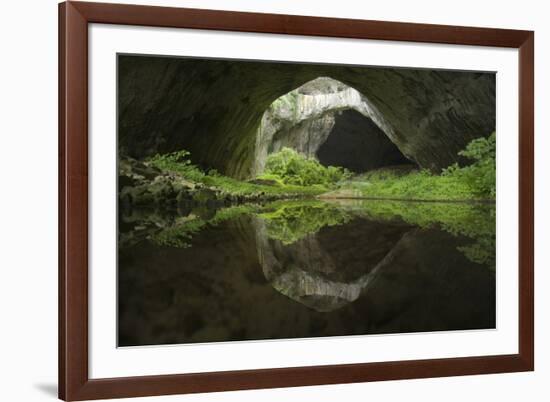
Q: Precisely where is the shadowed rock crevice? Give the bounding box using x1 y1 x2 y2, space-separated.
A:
118 56 495 178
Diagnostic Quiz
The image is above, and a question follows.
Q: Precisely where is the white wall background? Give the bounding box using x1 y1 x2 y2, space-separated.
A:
0 0 547 400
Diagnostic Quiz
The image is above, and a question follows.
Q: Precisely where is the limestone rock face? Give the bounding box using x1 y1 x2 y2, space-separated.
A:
254 77 413 174
119 56 495 178
253 77 405 174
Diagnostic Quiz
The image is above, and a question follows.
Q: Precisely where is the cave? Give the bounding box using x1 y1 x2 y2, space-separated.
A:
316 109 412 172
254 77 415 175
118 55 496 178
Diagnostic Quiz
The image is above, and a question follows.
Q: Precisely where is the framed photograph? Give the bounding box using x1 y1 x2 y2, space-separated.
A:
59 1 534 400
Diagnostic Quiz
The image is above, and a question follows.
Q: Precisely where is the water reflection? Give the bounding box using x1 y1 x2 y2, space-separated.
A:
118 199 496 346
254 215 411 312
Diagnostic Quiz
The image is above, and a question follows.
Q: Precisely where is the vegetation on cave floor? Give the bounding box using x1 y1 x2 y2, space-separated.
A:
333 168 484 201
257 147 352 187
325 133 496 202
253 133 495 202
148 149 330 199
146 132 495 204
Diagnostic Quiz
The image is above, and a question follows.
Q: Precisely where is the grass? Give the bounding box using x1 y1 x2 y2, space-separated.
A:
346 168 482 201
201 174 327 197
147 133 495 202
339 133 496 202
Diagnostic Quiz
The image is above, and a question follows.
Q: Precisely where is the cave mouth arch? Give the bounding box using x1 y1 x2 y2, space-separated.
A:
118 55 496 179
254 76 415 176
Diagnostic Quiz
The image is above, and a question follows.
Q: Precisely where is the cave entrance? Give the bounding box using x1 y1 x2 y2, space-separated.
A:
255 76 415 176
316 109 411 173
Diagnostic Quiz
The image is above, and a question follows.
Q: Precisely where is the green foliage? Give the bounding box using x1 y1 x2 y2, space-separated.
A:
258 200 352 244
351 133 496 201
261 148 352 187
352 168 477 200
148 132 496 204
271 92 299 120
149 150 205 182
443 132 496 198
202 174 326 197
148 149 326 198
460 132 496 161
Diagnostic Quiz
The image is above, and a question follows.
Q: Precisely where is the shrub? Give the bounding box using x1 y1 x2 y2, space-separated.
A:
148 149 327 197
355 133 496 201
442 132 496 198
261 148 351 187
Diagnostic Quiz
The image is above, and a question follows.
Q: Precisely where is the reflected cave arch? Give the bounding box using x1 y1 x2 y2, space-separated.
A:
118 55 495 178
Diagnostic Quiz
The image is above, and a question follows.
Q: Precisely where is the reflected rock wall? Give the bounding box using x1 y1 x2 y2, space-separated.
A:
119 214 495 346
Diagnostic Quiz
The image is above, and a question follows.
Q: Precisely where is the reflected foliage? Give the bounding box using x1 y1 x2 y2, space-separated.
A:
148 201 352 248
344 200 496 269
258 200 352 244
150 204 260 248
123 197 495 270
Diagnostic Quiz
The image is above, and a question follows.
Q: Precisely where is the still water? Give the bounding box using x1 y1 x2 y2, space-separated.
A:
118 199 496 347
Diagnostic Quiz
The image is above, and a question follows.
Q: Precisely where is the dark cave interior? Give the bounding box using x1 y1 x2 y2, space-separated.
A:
316 109 412 173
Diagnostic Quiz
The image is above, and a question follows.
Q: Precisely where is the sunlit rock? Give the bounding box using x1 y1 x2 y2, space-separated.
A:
253 77 410 175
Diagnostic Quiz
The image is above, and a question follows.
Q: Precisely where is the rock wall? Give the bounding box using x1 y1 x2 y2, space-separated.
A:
119 55 495 178
253 77 404 174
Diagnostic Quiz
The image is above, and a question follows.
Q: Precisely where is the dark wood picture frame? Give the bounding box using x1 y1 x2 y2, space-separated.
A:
59 1 534 400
